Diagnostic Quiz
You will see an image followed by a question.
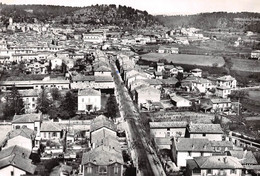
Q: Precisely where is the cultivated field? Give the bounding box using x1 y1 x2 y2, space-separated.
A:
141 53 225 67
230 58 260 72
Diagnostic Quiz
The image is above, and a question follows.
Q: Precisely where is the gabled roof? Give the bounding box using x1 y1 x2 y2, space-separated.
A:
188 123 223 134
90 115 116 132
227 150 258 165
40 121 62 132
12 113 42 123
150 121 187 128
217 75 236 81
0 145 31 159
95 136 121 153
188 156 243 169
174 138 214 152
82 145 124 165
19 89 39 97
78 88 101 96
0 154 36 174
135 85 160 94
7 127 36 140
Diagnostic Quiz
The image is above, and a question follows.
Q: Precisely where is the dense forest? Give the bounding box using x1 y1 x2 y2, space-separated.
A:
59 4 161 27
0 4 160 28
0 4 80 23
156 12 260 32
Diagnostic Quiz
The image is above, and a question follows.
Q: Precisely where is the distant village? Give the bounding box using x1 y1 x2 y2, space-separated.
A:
0 16 260 176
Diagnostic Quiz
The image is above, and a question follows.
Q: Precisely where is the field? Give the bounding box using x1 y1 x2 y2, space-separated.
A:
240 90 260 113
140 53 225 67
230 58 260 72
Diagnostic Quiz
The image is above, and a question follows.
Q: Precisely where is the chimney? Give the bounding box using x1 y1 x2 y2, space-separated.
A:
223 157 227 163
203 145 206 149
242 150 247 160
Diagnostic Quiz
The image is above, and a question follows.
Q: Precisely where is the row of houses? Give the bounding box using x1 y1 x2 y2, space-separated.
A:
149 121 260 176
80 115 124 176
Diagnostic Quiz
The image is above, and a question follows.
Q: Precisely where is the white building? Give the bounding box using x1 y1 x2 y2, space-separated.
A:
186 123 223 141
172 138 214 167
78 88 101 113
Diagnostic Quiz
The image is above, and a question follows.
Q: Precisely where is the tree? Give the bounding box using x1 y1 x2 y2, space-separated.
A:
60 91 77 119
3 86 24 118
37 87 52 114
105 94 118 118
229 90 248 100
50 88 61 101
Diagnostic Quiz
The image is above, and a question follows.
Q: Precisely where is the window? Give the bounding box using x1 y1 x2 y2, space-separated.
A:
203 133 206 137
99 166 107 175
193 169 201 174
114 163 119 174
11 171 14 176
86 165 92 173
44 132 46 138
32 98 35 102
188 151 191 156
231 169 235 174
34 127 37 131
53 132 57 137
207 169 212 174
16 126 20 129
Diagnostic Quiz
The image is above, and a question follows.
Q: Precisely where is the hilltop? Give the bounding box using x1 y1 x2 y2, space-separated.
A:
156 12 260 32
0 4 161 28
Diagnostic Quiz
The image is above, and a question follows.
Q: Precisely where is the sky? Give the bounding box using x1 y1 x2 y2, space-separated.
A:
1 0 260 15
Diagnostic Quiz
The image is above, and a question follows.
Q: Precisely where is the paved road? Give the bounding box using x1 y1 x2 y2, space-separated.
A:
110 61 166 176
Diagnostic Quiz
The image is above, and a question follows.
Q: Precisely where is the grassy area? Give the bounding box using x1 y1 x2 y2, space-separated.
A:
140 53 225 67
230 58 260 72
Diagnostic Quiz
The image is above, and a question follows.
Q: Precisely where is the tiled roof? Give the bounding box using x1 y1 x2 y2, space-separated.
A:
0 145 31 159
90 115 116 132
155 137 172 145
95 136 121 153
19 89 39 97
210 140 233 147
12 113 42 123
188 123 223 134
95 76 113 82
143 79 163 85
227 150 258 165
0 154 36 174
150 121 187 128
7 127 36 140
175 138 214 152
72 75 95 81
78 88 101 96
82 145 124 165
161 78 178 85
210 98 231 104
94 66 111 72
217 75 236 81
188 156 243 169
40 121 62 132
136 86 160 94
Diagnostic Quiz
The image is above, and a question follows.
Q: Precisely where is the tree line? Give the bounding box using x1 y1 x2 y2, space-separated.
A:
156 12 260 33
1 86 119 120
